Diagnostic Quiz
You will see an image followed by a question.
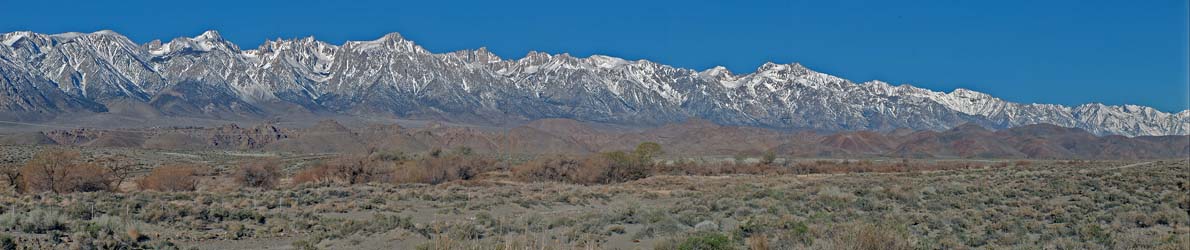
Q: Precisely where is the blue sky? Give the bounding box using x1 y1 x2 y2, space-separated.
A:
2 0 1187 112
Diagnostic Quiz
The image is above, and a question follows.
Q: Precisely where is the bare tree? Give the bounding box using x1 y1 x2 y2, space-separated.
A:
96 154 136 190
18 149 114 193
20 149 81 193
234 158 282 189
0 164 22 193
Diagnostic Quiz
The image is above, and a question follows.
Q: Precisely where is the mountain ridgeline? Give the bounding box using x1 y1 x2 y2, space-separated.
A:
1 30 1187 136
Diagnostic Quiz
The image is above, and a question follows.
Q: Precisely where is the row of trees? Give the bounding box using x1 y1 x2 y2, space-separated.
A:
291 147 492 186
0 149 258 194
512 142 663 184
3 142 821 194
1 149 136 194
0 146 499 194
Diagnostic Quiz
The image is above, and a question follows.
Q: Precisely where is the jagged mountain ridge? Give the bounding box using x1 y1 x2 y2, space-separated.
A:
1 30 1186 136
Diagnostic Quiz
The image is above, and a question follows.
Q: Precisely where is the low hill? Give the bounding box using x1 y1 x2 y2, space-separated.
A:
17 119 1189 160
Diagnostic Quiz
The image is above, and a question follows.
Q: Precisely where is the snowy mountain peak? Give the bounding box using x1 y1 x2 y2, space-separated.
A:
0 30 1185 136
757 61 783 71
860 80 897 94
1 31 35 46
757 62 808 73
587 55 630 68
196 30 224 41
466 47 502 63
377 32 406 41
944 88 1001 107
949 88 992 99
862 80 891 87
49 32 86 40
149 30 240 56
519 51 554 64
342 32 426 53
445 47 503 65
91 30 120 36
700 66 733 79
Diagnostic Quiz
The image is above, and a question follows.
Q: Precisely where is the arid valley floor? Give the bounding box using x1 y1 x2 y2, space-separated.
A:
0 144 1186 250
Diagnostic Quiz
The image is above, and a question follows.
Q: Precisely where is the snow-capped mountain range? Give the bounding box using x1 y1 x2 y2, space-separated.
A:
1 30 1186 136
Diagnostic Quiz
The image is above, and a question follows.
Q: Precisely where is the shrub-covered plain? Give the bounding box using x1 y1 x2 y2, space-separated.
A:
0 145 1185 249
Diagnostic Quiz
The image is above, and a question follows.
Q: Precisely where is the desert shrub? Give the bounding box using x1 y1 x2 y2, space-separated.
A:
740 154 758 165
138 165 202 192
514 142 661 184
297 149 498 186
598 151 653 183
294 155 390 186
0 165 21 193
56 163 113 193
760 150 777 165
0 234 14 250
633 142 663 161
369 150 409 162
782 159 993 175
512 157 583 183
234 158 283 189
323 155 385 185
449 146 474 156
18 149 79 193
0 209 67 234
19 149 114 193
292 165 331 185
746 234 770 250
518 153 641 185
831 223 913 250
567 154 615 184
95 155 137 190
19 149 81 193
393 155 493 184
669 232 735 250
1076 223 1112 246
655 161 788 176
575 143 661 184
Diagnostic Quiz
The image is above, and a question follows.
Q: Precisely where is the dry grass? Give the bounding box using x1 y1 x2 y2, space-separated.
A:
829 223 913 250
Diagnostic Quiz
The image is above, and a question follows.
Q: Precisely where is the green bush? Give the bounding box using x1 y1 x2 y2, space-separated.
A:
0 209 68 234
677 232 735 250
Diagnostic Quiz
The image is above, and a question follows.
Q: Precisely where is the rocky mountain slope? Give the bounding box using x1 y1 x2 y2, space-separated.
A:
1 30 1187 136
5 118 1186 160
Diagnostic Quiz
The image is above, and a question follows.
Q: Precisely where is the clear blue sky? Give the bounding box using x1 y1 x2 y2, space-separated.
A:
2 0 1187 112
